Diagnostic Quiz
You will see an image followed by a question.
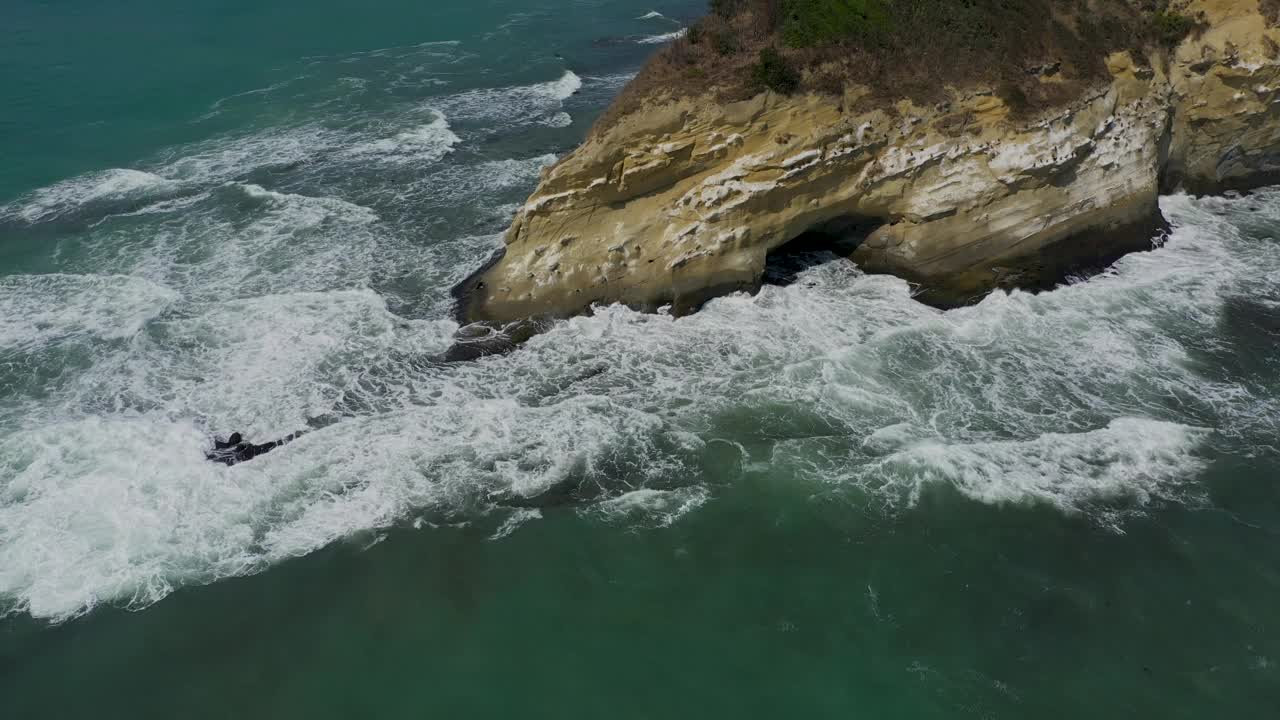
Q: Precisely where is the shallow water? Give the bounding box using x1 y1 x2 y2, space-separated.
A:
2 1 1279 716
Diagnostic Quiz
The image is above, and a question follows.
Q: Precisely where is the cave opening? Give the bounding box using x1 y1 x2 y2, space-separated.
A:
762 216 883 287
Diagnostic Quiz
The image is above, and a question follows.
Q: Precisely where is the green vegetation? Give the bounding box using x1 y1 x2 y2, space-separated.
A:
780 0 889 48
712 28 739 55
751 46 800 93
1153 11 1195 47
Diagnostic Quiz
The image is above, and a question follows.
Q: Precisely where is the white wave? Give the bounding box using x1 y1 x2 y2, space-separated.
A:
588 487 710 527
151 289 447 429
236 183 378 223
542 111 573 128
434 71 582 124
637 29 687 44
158 125 343 185
542 70 583 100
0 418 254 620
105 191 213 219
478 154 558 185
37 181 392 319
637 11 667 20
490 508 542 540
2 127 345 226
582 72 637 91
2 169 174 224
124 185 384 301
0 389 671 620
865 418 1208 516
5 67 582 227
344 111 461 164
0 274 179 354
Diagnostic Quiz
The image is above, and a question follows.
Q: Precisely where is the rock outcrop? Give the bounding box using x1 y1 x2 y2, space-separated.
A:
458 0 1280 323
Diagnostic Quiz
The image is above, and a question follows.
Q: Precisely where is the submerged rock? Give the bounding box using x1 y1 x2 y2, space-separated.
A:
458 0 1280 323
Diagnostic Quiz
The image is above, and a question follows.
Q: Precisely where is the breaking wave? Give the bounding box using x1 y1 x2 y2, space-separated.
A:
637 29 687 44
1 169 175 225
435 71 582 124
867 418 1208 518
344 111 461 164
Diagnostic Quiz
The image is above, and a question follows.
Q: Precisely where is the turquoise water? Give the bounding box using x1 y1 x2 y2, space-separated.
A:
2 1 1279 717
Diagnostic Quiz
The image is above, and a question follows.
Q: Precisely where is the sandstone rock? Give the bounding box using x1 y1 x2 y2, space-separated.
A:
458 0 1280 324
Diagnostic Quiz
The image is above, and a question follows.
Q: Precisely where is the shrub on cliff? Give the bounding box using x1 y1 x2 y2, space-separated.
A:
780 0 890 47
752 46 800 93
1153 11 1195 46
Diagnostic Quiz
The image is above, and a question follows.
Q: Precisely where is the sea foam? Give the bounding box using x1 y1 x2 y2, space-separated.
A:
867 418 1208 516
344 111 461 164
434 71 582 125
1 169 174 225
0 274 179 354
637 29 687 44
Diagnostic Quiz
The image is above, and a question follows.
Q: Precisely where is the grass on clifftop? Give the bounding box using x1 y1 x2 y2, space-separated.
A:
597 0 1205 133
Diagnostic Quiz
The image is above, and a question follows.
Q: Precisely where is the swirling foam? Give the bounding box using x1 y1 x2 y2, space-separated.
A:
865 418 1208 515
344 111 461 164
2 170 174 224
434 71 582 125
0 274 179 354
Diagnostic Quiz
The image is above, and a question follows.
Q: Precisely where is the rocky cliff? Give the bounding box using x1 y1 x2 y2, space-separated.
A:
458 0 1280 323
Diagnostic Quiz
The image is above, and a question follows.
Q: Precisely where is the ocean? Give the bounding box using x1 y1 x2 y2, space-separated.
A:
1 1 1278 716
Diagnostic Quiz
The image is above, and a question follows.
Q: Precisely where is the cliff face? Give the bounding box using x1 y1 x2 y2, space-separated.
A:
459 0 1280 323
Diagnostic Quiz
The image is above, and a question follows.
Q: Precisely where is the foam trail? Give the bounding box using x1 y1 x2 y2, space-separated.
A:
380 154 558 212
588 487 711 528
582 73 637 91
2 169 173 224
542 112 573 128
344 111 461 164
158 126 343 184
490 509 542 540
201 79 295 118
434 71 582 124
637 29 687 44
1 126 345 226
865 418 1208 516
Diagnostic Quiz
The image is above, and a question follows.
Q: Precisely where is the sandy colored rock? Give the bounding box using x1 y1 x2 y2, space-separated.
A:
459 0 1280 323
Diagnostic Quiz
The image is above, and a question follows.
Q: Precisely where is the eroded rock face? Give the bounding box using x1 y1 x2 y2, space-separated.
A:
458 0 1280 323
1168 0 1280 192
